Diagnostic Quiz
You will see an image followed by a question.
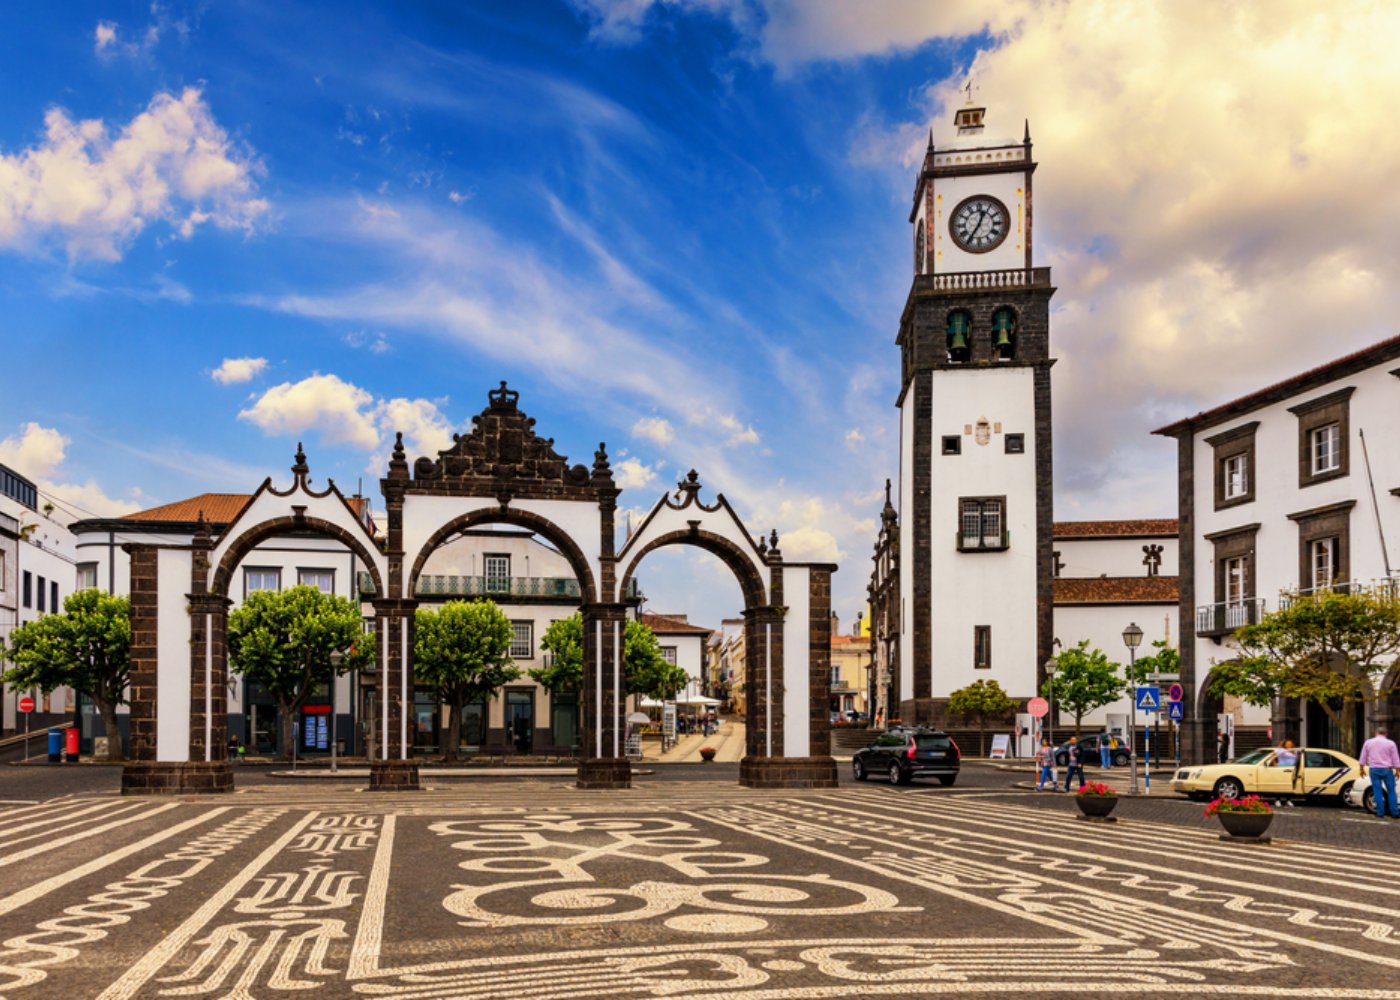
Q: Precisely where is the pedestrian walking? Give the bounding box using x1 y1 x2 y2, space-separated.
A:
1218 730 1230 763
1358 725 1400 819
1063 735 1086 791
1035 736 1056 791
1099 731 1113 769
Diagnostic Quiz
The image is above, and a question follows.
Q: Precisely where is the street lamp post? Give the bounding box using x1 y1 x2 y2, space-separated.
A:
329 650 342 773
1044 657 1057 749
1123 621 1144 796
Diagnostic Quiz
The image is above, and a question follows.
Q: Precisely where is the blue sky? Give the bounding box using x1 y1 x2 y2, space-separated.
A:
3 1 1398 629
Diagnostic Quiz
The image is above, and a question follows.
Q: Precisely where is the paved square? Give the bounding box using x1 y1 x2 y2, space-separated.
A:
0 780 1397 998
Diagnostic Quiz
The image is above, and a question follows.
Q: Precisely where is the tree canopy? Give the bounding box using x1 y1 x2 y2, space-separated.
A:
414 600 520 758
226 585 371 758
2 589 131 761
947 678 1016 756
532 614 688 699
1044 640 1122 737
1208 586 1400 755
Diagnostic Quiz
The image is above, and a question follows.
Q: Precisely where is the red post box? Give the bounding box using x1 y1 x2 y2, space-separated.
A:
64 727 80 761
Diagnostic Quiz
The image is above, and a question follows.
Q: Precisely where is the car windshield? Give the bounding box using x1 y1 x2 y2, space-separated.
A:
914 735 952 749
1234 749 1272 765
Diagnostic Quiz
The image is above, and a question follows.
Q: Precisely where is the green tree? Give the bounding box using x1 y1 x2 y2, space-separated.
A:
414 600 520 759
531 614 688 699
226 585 371 760
947 678 1016 756
1207 586 1400 756
1044 640 1123 737
3 589 130 761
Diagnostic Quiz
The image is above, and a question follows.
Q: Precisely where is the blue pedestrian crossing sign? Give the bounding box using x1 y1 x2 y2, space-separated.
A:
1135 686 1161 712
1167 700 1184 721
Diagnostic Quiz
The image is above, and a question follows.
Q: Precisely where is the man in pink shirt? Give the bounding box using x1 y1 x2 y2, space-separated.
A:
1358 726 1400 819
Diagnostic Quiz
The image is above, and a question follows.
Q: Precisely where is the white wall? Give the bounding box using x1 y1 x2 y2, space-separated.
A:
1055 536 1178 579
928 142 1030 275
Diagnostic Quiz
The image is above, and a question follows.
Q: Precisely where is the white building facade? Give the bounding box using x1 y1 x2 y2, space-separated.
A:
1156 334 1400 760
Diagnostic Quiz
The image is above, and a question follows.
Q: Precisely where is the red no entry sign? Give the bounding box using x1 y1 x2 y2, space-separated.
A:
17 696 34 713
1026 697 1049 718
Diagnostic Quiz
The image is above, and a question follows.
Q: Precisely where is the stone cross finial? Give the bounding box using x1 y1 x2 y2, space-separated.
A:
1143 544 1164 577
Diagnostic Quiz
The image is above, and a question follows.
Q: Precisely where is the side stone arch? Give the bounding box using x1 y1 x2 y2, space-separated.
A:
211 514 386 598
405 506 598 606
617 528 766 610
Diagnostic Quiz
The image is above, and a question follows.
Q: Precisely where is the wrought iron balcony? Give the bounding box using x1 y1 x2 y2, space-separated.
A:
956 529 1010 552
1195 598 1266 638
1278 577 1399 611
358 573 642 601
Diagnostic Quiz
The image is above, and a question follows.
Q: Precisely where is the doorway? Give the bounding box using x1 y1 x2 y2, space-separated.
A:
506 689 534 754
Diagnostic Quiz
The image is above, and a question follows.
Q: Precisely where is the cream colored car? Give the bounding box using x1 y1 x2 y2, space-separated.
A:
1171 747 1360 803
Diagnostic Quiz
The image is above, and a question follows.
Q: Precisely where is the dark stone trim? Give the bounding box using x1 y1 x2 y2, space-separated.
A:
617 528 766 609
808 568 833 758
212 515 385 598
738 756 839 789
1175 434 1208 763
1286 385 1356 416
1206 421 1258 511
1286 499 1358 522
1291 388 1353 490
577 757 631 789
125 544 159 762
911 371 932 700
1034 361 1055 697
121 761 233 795
367 761 421 791
1291 502 1353 591
1203 421 1261 447
1203 522 1262 543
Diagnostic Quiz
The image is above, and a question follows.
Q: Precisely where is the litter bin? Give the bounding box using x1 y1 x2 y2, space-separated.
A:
47 728 62 763
65 727 80 761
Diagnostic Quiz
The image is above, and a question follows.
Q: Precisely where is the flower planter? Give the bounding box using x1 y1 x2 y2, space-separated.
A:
1217 810 1273 841
1075 795 1118 820
699 748 717 762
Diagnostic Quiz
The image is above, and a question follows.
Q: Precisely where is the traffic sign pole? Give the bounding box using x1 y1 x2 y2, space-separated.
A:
18 694 35 762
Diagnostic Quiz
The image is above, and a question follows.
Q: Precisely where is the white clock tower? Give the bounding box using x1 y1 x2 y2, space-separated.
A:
895 97 1055 723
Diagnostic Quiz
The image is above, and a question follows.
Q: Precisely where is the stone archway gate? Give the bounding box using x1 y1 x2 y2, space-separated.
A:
121 384 839 793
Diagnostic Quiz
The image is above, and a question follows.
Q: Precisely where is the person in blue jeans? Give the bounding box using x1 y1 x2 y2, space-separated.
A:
1099 732 1113 769
1359 726 1400 819
1063 736 1086 791
1035 736 1055 791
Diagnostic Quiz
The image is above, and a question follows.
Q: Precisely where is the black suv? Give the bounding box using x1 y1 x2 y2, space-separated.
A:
852 727 960 786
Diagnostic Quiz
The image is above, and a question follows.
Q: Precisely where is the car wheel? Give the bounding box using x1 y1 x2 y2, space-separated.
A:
1364 788 1375 813
938 775 956 787
1113 751 1131 767
1055 752 1068 767
853 759 867 782
888 761 905 785
1213 776 1245 801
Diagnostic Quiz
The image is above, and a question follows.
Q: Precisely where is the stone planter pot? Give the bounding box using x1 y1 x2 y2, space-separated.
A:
1217 810 1273 841
699 749 716 762
1075 795 1118 820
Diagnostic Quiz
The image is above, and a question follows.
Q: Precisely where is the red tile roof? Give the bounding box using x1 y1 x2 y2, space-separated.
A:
640 612 713 636
121 493 371 526
1054 519 1178 538
1054 576 1179 604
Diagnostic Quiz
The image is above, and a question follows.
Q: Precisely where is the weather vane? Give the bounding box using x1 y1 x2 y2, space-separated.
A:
963 77 979 104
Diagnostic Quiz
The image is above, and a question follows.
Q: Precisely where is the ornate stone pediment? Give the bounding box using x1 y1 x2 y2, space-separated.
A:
408 382 606 495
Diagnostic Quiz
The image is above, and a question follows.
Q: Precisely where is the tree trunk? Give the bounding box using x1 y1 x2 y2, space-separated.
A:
94 696 124 761
978 718 986 757
445 702 462 762
1074 711 1084 738
278 698 297 761
1340 700 1359 757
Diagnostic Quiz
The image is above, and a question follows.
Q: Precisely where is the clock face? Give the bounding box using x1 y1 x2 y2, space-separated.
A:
950 195 1009 253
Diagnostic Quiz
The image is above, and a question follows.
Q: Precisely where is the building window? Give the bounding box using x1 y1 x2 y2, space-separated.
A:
510 620 533 658
958 497 1006 551
660 646 678 666
76 562 98 590
1224 453 1249 499
36 575 46 612
1005 433 1024 454
1289 386 1352 488
245 567 281 594
942 435 961 455
946 310 971 363
1224 555 1246 606
298 568 335 594
0 549 5 590
50 580 58 612
991 307 1016 360
1311 423 1341 475
22 570 31 608
915 218 925 274
484 554 511 593
974 625 992 669
1310 537 1337 591
1207 422 1258 510
831 665 841 685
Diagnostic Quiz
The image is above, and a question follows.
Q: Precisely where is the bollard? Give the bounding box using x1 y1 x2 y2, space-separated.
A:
47 728 62 763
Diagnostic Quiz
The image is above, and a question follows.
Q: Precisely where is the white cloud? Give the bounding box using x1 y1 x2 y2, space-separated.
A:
238 373 379 449
844 428 864 449
0 422 140 519
94 21 117 52
0 87 268 261
211 356 268 385
686 406 760 447
614 456 658 490
343 329 391 354
448 190 472 204
373 396 455 460
631 416 674 446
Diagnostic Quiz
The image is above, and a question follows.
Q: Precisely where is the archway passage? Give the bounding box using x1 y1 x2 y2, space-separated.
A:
616 472 838 789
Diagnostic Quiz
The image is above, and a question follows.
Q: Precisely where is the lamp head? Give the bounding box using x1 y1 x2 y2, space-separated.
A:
1122 622 1144 650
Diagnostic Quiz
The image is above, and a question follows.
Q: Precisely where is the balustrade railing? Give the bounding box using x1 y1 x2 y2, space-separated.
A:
1195 598 1266 636
929 267 1051 292
359 572 641 600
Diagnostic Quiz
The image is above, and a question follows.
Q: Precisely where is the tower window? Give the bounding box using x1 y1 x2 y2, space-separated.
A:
974 625 992 670
958 497 1007 551
942 435 961 455
1005 433 1025 454
946 311 971 363
915 219 926 275
992 307 1017 360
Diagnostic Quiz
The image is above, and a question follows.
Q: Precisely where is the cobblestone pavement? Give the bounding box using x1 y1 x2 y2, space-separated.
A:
2 776 1400 998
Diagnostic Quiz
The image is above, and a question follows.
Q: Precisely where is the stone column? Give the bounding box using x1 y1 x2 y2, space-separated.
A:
579 602 630 788
368 599 420 791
